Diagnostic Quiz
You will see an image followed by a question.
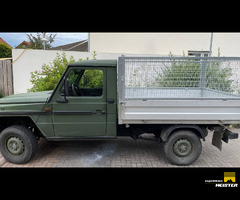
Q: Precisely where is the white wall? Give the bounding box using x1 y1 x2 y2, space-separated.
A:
212 33 240 56
89 32 240 57
12 49 93 94
13 33 240 94
12 49 161 94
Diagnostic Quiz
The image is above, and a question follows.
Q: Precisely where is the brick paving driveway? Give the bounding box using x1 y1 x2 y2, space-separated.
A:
0 128 240 168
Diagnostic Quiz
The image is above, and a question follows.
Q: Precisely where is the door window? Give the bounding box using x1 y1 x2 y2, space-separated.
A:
62 69 104 97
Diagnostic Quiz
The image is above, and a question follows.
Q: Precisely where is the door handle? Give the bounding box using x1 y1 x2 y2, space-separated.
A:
107 98 115 104
95 110 105 115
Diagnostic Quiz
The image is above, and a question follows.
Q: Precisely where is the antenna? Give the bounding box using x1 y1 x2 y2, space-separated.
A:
209 32 213 57
41 32 48 50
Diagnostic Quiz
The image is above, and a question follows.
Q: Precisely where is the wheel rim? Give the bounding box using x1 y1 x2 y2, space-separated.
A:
6 136 25 156
173 139 192 157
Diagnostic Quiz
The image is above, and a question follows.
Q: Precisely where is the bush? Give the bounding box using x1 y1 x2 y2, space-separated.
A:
28 52 99 92
129 50 233 93
28 53 81 92
0 91 3 98
154 58 233 92
0 43 12 58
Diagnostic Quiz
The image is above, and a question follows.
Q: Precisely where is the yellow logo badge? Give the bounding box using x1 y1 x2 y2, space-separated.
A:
224 172 236 183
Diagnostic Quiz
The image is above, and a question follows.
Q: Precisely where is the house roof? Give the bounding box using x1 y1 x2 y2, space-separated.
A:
16 41 31 48
50 39 88 51
0 37 12 48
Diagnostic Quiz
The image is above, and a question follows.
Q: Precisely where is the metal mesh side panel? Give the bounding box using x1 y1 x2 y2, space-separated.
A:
123 57 240 99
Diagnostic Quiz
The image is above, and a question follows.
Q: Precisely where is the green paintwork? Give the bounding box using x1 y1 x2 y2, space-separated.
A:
7 136 25 155
51 67 108 137
68 59 117 67
0 59 118 139
0 91 53 104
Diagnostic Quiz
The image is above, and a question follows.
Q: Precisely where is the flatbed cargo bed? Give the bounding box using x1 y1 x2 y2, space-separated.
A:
118 56 240 125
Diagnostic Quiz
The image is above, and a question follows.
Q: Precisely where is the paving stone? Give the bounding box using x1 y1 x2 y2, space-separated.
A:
1 128 240 168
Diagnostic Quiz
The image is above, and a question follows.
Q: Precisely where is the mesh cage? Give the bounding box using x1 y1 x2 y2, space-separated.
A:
122 57 240 99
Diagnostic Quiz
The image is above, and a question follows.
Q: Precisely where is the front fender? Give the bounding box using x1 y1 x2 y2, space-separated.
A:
0 103 46 122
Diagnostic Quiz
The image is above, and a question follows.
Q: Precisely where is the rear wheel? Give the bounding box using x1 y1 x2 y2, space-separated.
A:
0 125 38 164
163 130 202 166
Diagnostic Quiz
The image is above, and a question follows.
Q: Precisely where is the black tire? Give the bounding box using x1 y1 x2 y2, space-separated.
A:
0 125 38 164
163 130 202 166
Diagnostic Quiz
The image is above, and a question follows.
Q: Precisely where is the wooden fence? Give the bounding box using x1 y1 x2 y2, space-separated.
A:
0 58 13 96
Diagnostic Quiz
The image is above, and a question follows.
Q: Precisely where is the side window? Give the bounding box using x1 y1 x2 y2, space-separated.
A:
78 70 103 97
63 69 103 97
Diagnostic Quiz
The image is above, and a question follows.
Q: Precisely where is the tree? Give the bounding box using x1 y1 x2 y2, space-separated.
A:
28 52 77 92
26 33 56 50
0 43 12 58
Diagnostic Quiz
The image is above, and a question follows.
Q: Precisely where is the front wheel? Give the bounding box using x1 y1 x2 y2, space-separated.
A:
0 125 38 164
163 130 202 166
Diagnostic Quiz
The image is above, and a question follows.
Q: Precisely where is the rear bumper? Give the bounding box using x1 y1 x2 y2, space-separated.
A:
222 129 238 143
228 130 239 139
212 127 238 151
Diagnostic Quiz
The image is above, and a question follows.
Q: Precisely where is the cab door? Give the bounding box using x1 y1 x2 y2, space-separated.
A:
51 67 107 137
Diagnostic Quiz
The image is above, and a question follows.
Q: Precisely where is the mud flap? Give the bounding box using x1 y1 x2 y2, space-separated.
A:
212 126 239 151
212 126 224 151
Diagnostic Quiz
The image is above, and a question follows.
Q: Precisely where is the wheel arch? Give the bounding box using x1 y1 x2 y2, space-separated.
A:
160 125 207 142
0 116 43 138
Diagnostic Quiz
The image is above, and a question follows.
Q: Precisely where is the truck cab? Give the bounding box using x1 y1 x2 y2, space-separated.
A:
47 59 118 139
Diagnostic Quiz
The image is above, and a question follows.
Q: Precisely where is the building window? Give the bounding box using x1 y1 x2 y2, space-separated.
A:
188 50 209 57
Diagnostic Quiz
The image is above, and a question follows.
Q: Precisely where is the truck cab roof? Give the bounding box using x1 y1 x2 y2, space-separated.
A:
68 59 117 67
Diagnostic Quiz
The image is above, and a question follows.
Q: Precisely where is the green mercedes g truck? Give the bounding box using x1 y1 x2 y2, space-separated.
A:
0 56 239 165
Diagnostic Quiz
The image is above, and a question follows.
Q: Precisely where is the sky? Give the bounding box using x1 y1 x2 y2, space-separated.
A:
0 32 88 48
